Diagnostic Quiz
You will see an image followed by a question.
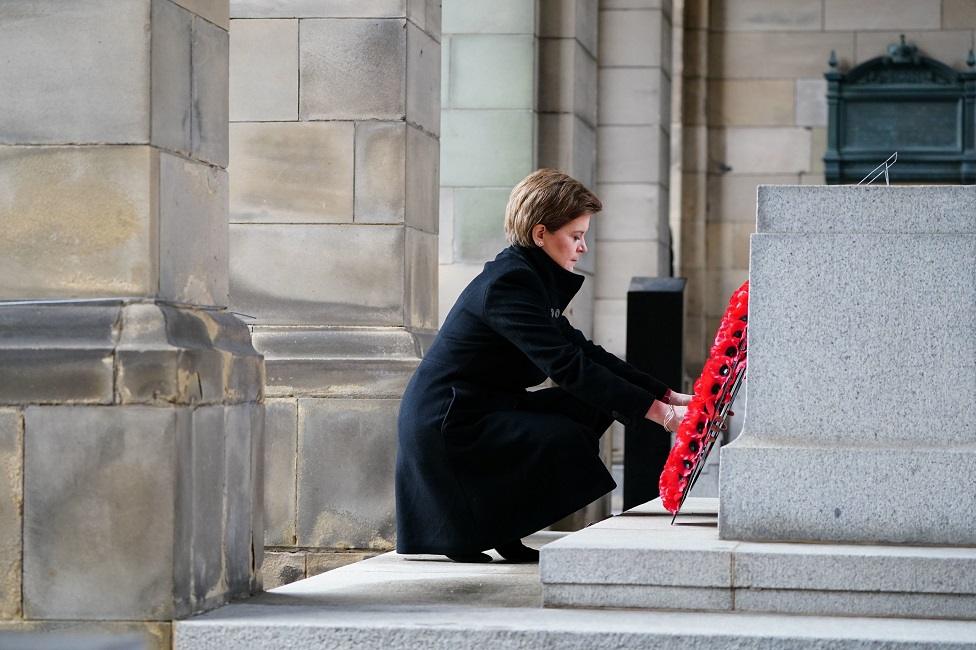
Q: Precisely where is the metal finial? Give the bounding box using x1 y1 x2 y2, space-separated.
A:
828 50 838 69
968 49 975 68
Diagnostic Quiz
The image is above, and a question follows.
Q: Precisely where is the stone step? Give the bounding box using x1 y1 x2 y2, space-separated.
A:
540 498 976 620
174 532 976 650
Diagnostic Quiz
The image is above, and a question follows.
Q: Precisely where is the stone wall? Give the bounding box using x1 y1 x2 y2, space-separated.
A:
227 0 441 587
0 2 263 647
679 0 976 371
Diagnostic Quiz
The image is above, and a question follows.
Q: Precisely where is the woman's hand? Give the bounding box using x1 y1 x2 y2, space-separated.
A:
664 389 693 406
645 400 687 433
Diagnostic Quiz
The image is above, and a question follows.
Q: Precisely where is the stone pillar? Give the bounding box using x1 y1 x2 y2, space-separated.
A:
721 185 976 545
439 0 537 321
227 0 440 586
0 1 264 646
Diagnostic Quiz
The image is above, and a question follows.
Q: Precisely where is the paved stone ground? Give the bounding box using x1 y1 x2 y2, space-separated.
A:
175 529 976 649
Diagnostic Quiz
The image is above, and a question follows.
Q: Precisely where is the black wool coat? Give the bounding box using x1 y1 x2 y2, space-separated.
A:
395 244 669 555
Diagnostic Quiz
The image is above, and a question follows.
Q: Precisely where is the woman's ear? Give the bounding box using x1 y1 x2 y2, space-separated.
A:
531 224 546 246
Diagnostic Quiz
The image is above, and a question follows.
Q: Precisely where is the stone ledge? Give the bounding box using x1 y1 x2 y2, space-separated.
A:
540 498 976 620
0 301 263 406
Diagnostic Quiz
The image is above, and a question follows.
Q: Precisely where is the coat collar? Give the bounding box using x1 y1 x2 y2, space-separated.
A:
505 245 585 309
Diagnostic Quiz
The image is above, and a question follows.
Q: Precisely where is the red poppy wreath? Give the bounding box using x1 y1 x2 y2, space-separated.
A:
659 279 749 515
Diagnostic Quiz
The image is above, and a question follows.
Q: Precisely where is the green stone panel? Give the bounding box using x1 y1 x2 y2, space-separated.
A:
453 188 510 262
441 109 534 187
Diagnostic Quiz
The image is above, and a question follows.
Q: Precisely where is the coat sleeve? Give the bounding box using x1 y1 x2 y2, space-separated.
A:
556 316 670 399
482 268 657 426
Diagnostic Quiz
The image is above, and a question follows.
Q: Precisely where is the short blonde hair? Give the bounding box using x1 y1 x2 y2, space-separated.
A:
504 169 602 247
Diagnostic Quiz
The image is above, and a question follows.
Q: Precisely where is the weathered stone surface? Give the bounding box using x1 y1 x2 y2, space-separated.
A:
544 583 731 611
540 38 598 127
191 15 230 167
711 0 821 31
0 146 156 299
231 0 406 18
229 19 298 122
711 127 811 174
598 8 666 68
406 228 438 330
440 109 534 186
595 183 665 242
159 153 229 306
539 0 598 56
448 34 534 110
707 80 793 127
597 126 667 184
795 79 827 128
355 122 406 224
0 621 171 650
406 22 440 135
230 224 405 326
248 401 265 594
306 551 378 577
943 0 976 28
0 0 150 144
23 406 180 620
451 188 509 262
175 0 230 28
538 113 597 189
151 0 193 156
706 173 798 223
405 126 440 234
224 404 256 598
441 0 534 33
300 18 405 120
0 410 21 618
0 304 119 405
598 68 665 126
190 406 226 609
261 552 305 590
296 398 398 549
263 399 297 547
252 327 421 398
229 122 354 223
710 31 854 79
825 0 940 30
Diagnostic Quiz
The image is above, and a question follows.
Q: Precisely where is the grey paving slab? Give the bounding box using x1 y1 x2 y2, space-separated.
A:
544 583 732 611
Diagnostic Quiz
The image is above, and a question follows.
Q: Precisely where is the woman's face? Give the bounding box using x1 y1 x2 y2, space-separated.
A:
535 212 591 272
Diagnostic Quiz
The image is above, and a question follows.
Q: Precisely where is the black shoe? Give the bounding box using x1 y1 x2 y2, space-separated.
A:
494 540 539 563
446 552 492 563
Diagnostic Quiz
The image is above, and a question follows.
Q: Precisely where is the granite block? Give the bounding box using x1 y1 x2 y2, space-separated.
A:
191 15 230 167
158 153 229 306
151 0 193 156
300 18 405 120
735 589 976 620
296 398 399 549
0 410 22 618
543 583 732 611
720 442 976 546
406 22 440 135
355 122 406 224
263 398 297 547
0 0 150 144
229 122 354 223
540 527 736 587
23 406 180 620
747 233 975 445
757 186 976 234
229 224 405 326
229 18 299 122
0 146 156 299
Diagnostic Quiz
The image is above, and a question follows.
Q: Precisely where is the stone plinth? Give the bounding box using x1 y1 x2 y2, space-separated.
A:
720 185 976 546
540 498 976 620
